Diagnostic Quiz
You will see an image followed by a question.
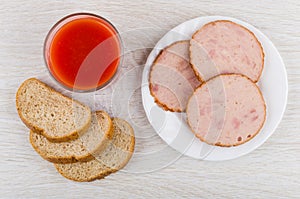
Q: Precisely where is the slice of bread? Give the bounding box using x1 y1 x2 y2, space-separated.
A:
16 78 92 142
30 111 113 163
54 118 135 182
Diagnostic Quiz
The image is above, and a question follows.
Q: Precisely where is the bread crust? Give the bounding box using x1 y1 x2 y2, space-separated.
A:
54 158 114 182
189 20 265 83
16 78 92 142
89 111 114 157
110 118 135 170
186 74 266 147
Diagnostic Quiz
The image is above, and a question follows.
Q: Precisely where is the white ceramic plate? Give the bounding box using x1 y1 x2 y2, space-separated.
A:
141 16 288 161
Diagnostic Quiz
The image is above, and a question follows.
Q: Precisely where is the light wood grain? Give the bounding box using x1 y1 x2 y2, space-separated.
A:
0 0 299 198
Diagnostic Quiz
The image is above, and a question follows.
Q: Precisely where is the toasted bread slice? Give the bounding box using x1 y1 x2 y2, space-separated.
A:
54 118 135 182
30 111 113 163
16 78 91 142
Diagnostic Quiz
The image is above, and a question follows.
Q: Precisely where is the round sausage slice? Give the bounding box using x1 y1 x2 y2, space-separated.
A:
149 41 201 112
190 20 264 82
186 74 266 147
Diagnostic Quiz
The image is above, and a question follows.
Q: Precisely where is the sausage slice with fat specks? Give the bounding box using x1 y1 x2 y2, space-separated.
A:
186 74 266 147
149 41 201 112
190 20 264 82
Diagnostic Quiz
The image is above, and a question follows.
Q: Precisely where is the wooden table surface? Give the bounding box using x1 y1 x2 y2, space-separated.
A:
1 1 299 198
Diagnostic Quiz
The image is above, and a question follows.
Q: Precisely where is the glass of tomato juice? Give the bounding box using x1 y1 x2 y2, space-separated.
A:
44 13 122 92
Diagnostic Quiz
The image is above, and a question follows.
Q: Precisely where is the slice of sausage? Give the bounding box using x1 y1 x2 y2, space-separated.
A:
186 74 266 147
149 40 201 112
190 20 264 82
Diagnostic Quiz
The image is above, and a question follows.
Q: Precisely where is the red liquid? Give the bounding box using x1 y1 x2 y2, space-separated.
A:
47 16 121 90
